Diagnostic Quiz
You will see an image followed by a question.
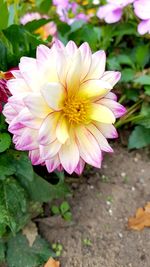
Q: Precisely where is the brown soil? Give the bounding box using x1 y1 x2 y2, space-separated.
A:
39 141 150 267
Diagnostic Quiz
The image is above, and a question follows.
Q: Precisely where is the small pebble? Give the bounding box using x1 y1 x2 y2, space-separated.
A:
103 164 108 169
121 172 126 177
108 208 113 216
131 186 135 191
106 201 111 206
90 185 94 189
118 232 123 238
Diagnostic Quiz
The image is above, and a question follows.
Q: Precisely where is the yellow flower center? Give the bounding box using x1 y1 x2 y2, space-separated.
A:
63 96 90 125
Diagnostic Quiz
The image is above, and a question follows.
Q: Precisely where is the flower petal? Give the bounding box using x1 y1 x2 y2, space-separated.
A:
79 79 112 99
105 92 117 101
79 42 92 81
59 137 79 174
101 71 121 87
19 57 41 92
95 122 118 139
38 112 60 145
29 149 44 165
76 126 102 168
7 78 30 96
56 117 69 144
16 108 42 129
41 82 65 111
90 103 116 123
46 155 60 172
24 93 52 118
15 128 39 150
74 158 85 175
87 124 113 152
98 99 126 118
66 49 81 95
40 139 61 160
85 51 106 80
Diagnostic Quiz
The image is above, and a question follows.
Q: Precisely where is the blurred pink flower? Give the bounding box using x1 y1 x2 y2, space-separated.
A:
3 40 126 174
53 0 89 24
134 0 150 34
97 0 134 23
20 12 57 40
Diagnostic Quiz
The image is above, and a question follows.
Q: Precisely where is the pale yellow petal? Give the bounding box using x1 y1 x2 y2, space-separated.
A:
56 117 69 144
90 103 115 124
79 79 112 99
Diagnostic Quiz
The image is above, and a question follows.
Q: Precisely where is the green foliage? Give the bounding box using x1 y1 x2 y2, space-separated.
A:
0 0 9 31
0 239 5 263
0 133 11 153
128 126 150 149
7 233 55 267
0 150 34 181
51 201 72 221
0 178 28 236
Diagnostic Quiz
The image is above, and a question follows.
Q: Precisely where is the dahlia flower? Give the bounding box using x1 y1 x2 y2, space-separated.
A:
134 0 150 35
3 41 126 174
20 12 57 40
97 0 134 23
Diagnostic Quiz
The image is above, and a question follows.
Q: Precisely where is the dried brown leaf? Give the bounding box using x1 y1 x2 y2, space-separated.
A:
44 258 60 267
22 221 38 246
128 202 150 230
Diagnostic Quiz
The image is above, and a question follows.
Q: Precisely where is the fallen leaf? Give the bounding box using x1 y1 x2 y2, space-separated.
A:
44 258 60 267
22 221 38 246
128 202 150 230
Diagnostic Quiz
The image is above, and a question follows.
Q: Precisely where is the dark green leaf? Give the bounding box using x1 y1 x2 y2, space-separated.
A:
0 239 5 263
134 44 150 68
128 126 150 149
7 150 34 181
0 133 11 153
25 18 51 32
7 233 54 267
0 178 28 235
121 68 136 82
17 173 70 202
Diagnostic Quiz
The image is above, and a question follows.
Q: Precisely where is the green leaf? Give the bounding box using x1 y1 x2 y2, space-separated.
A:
134 75 150 85
7 233 55 267
117 54 134 68
63 211 72 221
17 173 70 203
128 126 150 149
0 240 5 263
0 133 11 153
60 201 70 215
144 85 150 96
0 150 34 181
7 150 34 181
0 0 9 30
0 154 16 180
25 18 51 32
0 114 7 131
134 44 150 68
121 68 136 82
0 178 28 236
51 205 60 215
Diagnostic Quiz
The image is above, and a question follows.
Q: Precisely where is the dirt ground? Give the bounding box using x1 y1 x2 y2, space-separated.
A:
39 141 150 267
